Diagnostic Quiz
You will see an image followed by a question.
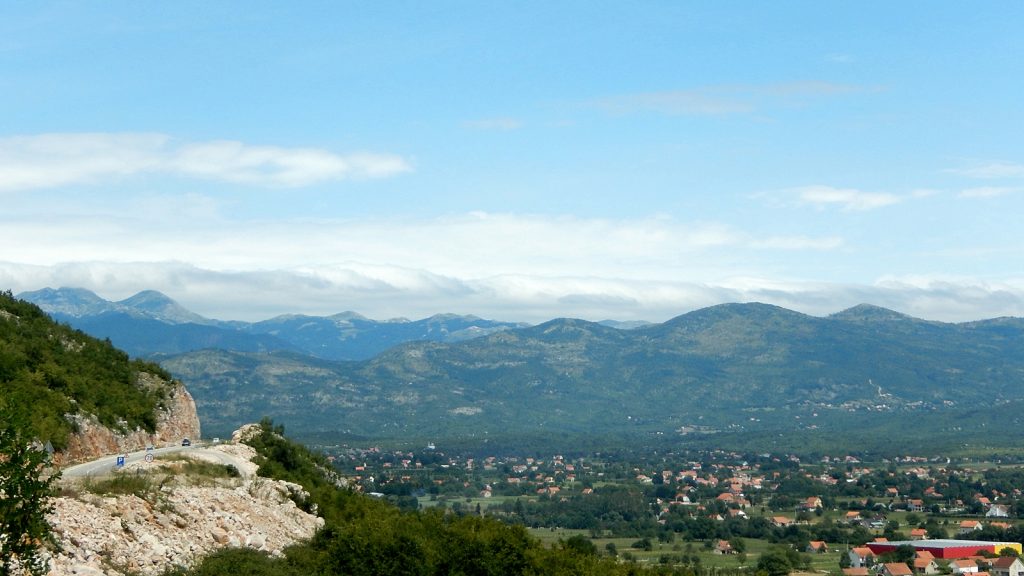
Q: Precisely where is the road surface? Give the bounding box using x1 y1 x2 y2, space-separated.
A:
61 444 252 479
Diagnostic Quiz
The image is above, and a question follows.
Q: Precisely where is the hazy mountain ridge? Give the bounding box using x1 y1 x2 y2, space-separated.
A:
20 288 1024 451
154 302 1024 447
20 287 219 325
19 287 528 361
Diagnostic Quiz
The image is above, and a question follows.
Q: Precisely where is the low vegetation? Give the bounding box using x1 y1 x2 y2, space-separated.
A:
0 406 59 576
0 291 173 449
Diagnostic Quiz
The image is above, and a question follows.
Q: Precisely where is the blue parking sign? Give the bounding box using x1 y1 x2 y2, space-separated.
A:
116 455 126 467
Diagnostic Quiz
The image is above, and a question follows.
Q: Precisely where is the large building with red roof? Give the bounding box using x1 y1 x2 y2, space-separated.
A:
866 540 1022 560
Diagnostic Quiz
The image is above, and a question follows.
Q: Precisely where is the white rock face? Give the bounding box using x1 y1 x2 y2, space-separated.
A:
45 435 324 575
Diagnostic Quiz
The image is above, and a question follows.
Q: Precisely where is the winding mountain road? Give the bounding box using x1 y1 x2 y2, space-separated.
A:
61 444 253 478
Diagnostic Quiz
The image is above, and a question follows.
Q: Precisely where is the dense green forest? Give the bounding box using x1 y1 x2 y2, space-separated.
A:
174 420 751 576
0 291 173 449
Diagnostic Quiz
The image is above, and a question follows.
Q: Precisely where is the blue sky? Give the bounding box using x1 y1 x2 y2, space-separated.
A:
2 2 1023 322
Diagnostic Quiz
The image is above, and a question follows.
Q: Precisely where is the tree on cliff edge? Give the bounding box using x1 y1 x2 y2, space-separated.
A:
0 406 58 576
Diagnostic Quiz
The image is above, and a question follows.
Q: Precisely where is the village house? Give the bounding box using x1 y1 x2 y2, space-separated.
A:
799 496 824 511
952 559 981 575
714 540 735 555
806 541 828 554
957 520 984 537
843 568 870 576
991 556 1024 576
986 505 1010 518
913 556 940 575
910 528 929 540
849 547 876 568
882 562 914 576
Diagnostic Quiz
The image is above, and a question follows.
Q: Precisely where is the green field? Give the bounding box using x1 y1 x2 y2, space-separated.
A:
526 529 843 572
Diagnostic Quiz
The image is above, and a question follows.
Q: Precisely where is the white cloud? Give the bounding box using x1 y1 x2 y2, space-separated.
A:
0 209 854 321
4 261 1023 324
0 133 411 192
0 211 843 278
0 133 167 191
959 186 1017 199
946 161 1024 179
795 185 902 211
10 205 1014 325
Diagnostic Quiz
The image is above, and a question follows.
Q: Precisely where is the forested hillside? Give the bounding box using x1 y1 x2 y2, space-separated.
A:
163 303 1024 453
0 291 173 449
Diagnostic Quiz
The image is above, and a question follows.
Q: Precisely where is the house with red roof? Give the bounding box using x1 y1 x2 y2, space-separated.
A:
991 557 1024 576
913 557 940 574
952 559 980 575
714 540 735 555
849 547 876 568
958 521 984 537
807 541 828 554
882 562 914 576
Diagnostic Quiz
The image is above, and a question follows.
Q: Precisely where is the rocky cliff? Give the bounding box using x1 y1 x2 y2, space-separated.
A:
47 440 324 575
53 375 202 466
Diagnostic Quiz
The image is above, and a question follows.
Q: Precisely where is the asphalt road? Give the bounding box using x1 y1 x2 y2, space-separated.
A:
61 444 251 478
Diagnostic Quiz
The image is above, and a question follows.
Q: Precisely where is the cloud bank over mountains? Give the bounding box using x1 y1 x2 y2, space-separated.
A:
3 258 1021 325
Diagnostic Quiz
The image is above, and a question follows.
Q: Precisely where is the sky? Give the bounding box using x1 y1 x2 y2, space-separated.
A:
1 2 1023 323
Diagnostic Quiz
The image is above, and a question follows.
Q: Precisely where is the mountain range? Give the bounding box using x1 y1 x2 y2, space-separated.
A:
19 288 1024 454
19 287 527 361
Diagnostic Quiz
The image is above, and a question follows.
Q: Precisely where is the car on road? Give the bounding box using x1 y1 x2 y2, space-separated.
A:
181 438 192 447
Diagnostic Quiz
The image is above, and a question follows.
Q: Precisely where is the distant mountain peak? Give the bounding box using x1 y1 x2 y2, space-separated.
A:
329 311 370 322
830 304 917 323
426 313 481 322
120 289 171 302
597 319 652 330
19 287 215 326
17 287 113 317
117 291 213 325
661 302 809 329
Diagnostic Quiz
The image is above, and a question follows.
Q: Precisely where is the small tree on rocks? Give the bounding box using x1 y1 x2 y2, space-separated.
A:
1 407 59 576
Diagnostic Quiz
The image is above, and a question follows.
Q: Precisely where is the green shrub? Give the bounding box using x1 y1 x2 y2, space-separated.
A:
0 291 172 448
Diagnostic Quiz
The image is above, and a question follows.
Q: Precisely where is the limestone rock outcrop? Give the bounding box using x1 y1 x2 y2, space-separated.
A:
47 439 324 575
54 376 201 466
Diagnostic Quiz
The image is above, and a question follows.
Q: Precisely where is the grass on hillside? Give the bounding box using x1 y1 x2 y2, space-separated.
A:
63 455 242 500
